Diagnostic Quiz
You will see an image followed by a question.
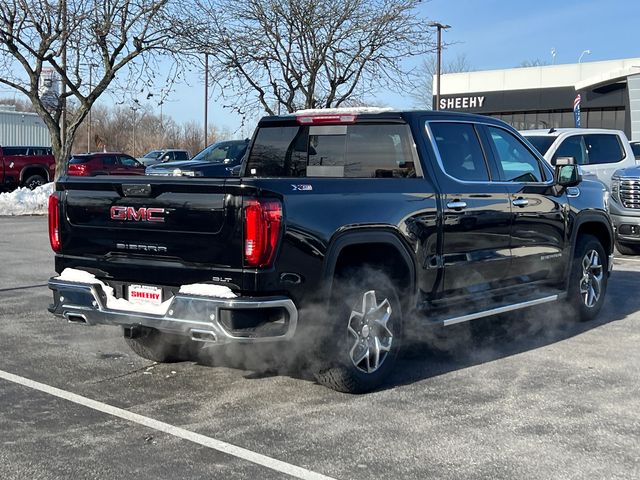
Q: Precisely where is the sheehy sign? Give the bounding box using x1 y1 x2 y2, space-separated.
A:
439 96 486 110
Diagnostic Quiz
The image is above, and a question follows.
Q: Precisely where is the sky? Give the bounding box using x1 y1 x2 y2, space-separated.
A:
5 0 636 138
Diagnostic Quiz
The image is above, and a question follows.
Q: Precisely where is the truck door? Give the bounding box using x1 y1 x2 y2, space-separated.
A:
425 121 513 298
482 125 568 287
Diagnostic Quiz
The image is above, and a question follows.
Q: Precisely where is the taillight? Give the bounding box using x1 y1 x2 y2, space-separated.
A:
48 193 61 252
68 163 88 176
244 199 282 268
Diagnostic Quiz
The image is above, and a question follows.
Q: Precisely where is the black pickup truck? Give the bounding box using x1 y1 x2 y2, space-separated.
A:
47 109 613 393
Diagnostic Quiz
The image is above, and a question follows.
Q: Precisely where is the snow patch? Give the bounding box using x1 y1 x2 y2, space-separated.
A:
0 182 54 216
179 283 236 298
293 106 395 115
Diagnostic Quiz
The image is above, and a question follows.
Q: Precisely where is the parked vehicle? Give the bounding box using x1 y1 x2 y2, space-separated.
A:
521 128 637 190
67 153 145 176
47 109 613 393
145 140 249 177
138 149 191 167
608 165 640 254
0 145 55 190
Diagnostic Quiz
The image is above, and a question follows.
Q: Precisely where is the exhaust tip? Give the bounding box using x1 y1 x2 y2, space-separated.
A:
65 313 88 324
190 329 217 343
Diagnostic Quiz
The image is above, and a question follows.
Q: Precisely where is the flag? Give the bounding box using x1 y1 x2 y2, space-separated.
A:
573 94 581 128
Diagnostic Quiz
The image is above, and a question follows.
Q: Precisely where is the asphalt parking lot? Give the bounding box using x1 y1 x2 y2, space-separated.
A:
1 216 639 479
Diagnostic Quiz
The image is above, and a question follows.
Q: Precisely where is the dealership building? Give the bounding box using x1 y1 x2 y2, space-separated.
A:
435 57 640 141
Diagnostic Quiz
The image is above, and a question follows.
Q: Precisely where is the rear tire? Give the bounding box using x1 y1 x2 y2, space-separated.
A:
22 174 46 190
124 328 196 363
314 267 402 394
566 235 608 322
615 240 640 256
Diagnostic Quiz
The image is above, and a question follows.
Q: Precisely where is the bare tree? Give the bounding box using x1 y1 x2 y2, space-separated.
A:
179 0 434 118
0 0 179 178
413 52 472 109
517 58 551 68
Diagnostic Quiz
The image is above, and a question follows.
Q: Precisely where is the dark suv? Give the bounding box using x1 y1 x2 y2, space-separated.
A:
67 153 145 176
145 140 249 177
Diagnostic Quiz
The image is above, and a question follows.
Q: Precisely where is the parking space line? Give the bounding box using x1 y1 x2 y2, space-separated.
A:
0 283 48 293
0 368 336 480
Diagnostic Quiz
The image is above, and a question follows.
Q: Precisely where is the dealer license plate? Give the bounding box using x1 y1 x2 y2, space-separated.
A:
127 284 163 306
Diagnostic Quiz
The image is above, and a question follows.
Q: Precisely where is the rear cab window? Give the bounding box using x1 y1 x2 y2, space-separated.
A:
245 119 421 178
69 156 91 164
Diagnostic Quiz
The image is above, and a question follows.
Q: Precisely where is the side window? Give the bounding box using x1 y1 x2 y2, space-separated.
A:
552 135 587 165
583 134 625 164
430 122 489 182
175 151 189 161
3 147 28 156
487 126 544 183
119 155 140 167
102 155 117 166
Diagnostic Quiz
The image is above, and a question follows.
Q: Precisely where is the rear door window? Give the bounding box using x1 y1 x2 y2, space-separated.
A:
174 151 189 161
429 122 490 182
102 155 117 166
246 123 419 178
487 126 544 183
583 134 625 164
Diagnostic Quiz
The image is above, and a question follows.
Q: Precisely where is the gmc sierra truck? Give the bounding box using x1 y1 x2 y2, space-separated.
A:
47 109 613 393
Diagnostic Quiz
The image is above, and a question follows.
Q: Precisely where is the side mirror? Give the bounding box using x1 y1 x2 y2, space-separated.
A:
555 156 581 187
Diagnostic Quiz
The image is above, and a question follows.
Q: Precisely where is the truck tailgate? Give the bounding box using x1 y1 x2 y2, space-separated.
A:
58 177 243 270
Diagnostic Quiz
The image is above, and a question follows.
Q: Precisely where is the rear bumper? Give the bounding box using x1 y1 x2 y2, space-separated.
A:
48 278 298 344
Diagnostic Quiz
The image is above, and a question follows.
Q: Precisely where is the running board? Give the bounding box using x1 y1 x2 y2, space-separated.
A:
441 294 559 327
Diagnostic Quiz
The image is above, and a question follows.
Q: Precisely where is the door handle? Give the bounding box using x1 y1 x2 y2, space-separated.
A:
512 198 529 207
446 200 467 210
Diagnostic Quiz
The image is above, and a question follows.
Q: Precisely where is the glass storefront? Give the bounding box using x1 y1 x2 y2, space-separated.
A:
491 108 626 131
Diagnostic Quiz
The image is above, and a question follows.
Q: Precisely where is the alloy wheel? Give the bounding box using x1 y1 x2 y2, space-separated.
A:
580 249 603 308
347 290 393 374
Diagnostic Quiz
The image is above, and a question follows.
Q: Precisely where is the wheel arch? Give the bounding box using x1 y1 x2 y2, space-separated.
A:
19 164 50 183
323 228 417 302
571 212 614 262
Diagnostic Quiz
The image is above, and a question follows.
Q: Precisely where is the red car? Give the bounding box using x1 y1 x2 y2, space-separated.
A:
68 153 145 176
0 145 56 190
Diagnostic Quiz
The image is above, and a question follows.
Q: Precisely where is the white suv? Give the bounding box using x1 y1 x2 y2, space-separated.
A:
520 128 637 190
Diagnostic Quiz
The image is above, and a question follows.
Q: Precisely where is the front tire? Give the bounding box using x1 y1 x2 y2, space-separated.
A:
314 268 402 394
567 235 608 322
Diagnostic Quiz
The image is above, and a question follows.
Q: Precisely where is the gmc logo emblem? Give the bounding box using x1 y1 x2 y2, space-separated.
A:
110 206 165 223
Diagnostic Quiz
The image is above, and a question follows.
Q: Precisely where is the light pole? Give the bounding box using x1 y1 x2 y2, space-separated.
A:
204 53 209 149
429 22 451 111
579 49 591 63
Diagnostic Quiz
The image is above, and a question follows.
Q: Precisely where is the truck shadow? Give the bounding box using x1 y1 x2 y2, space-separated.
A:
194 269 640 391
392 268 640 389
